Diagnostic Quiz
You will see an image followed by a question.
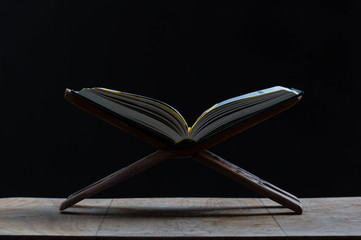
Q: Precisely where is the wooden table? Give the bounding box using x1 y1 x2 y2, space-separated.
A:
1 197 360 239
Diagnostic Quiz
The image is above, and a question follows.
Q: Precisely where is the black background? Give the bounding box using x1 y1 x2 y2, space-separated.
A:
1 1 360 199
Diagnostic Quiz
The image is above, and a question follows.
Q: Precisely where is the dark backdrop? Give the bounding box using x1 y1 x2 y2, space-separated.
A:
1 1 360 199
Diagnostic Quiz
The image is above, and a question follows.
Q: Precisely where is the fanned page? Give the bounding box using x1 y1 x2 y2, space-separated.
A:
77 86 302 145
189 86 302 141
78 88 189 143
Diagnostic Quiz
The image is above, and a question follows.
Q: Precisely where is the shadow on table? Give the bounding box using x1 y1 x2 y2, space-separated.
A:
61 203 294 217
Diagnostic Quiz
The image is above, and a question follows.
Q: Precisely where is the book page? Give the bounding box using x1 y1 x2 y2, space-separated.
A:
78 89 188 143
190 86 300 132
189 86 302 141
94 88 189 132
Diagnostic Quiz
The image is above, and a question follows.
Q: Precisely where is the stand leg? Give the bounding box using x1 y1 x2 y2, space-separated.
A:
59 149 175 211
193 150 302 214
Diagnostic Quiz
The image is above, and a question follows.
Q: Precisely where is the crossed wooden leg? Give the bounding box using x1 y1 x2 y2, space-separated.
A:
193 151 302 214
59 150 302 214
59 150 174 211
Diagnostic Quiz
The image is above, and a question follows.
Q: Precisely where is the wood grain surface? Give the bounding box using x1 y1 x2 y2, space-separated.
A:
1 197 361 239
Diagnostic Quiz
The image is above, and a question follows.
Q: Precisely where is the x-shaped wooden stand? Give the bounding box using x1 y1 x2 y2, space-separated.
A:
60 89 303 214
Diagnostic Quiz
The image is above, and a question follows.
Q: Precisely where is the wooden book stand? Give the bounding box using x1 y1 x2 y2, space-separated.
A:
60 89 303 214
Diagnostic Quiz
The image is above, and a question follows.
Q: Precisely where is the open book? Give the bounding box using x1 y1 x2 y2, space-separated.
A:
61 85 304 213
72 86 303 145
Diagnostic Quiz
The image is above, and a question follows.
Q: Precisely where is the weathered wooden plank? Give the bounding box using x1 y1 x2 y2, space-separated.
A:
98 198 285 237
262 197 361 237
0 198 111 236
1 197 361 238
